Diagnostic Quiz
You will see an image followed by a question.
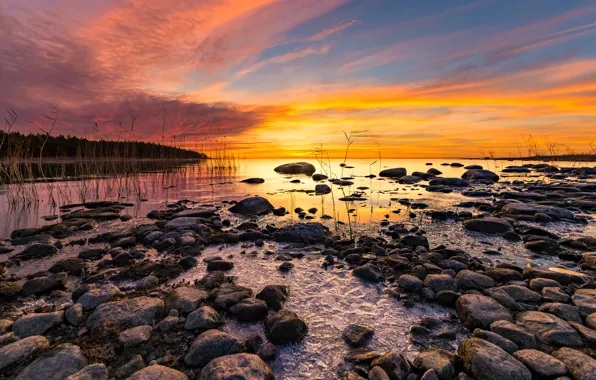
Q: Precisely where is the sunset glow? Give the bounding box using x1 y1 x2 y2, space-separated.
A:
2 0 596 158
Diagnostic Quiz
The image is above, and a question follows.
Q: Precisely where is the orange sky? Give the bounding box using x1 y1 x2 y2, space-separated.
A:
2 0 596 158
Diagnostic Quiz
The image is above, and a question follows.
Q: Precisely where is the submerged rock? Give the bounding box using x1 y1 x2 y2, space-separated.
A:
229 196 275 215
265 310 308 344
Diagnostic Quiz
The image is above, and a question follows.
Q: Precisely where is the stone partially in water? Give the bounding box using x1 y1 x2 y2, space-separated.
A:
371 350 411 380
165 287 208 313
265 310 308 344
274 162 316 175
463 217 513 234
343 324 374 347
184 329 244 367
273 222 329 244
229 196 275 215
185 306 222 330
198 353 274 380
461 169 499 183
379 168 407 178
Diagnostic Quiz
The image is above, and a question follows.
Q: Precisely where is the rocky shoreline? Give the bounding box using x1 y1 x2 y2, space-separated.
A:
0 162 596 379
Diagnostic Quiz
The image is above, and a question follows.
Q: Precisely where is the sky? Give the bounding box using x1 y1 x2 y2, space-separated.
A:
1 0 596 158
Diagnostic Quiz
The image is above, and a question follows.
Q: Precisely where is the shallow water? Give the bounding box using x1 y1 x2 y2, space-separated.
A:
175 244 460 380
1 157 593 236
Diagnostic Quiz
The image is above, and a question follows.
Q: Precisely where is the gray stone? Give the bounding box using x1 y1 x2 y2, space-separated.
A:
368 366 391 380
456 270 495 290
114 354 145 378
184 329 243 367
0 336 49 371
413 349 455 380
185 306 222 330
274 162 316 175
214 283 253 310
229 196 275 215
543 287 570 303
572 288 596 317
137 275 159 290
379 168 407 178
399 274 424 292
256 285 288 310
462 169 499 182
343 324 374 347
86 296 164 331
21 243 58 259
13 311 63 338
165 287 208 313
15 343 87 380
424 274 458 293
498 285 542 303
353 263 383 282
77 284 122 310
456 294 512 330
22 273 67 296
65 304 85 326
229 298 268 322
273 222 330 244
0 282 22 302
371 350 411 380
463 217 513 234
472 328 519 354
198 353 274 380
458 338 531 380
118 325 153 348
490 320 538 349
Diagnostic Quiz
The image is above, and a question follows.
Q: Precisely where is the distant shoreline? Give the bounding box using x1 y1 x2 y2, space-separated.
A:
469 155 596 163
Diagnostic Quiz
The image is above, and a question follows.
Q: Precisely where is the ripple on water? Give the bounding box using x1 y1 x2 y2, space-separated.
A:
175 244 457 380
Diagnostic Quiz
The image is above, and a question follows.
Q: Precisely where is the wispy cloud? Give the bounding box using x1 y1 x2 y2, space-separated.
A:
305 19 361 41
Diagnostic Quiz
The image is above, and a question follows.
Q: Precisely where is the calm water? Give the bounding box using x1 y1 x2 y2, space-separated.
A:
0 158 594 237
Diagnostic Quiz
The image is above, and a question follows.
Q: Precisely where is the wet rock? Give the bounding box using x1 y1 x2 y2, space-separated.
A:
86 296 164 331
463 217 513 234
315 184 332 194
399 175 422 184
230 196 275 215
127 365 188 380
65 363 108 380
370 350 411 380
230 298 268 321
185 306 222 330
49 258 85 275
65 304 85 326
0 281 22 302
198 353 274 380
343 324 374 347
214 283 253 310
539 303 583 324
22 272 67 296
429 178 470 187
256 285 288 310
572 288 596 317
472 328 519 354
15 343 87 380
137 275 159 290
490 320 538 349
368 366 391 380
512 349 568 379
241 178 265 184
0 336 49 371
13 311 63 338
529 278 563 292
456 294 513 330
413 349 455 380
274 162 316 176
379 168 407 178
458 338 531 380
485 268 523 283
166 287 208 313
184 329 244 367
178 256 198 270
155 315 179 332
424 274 458 293
516 311 584 348
164 217 201 229
78 248 107 260
400 235 429 249
265 310 308 344
273 222 330 244
462 169 499 183
77 284 122 310
119 325 153 348
399 274 424 292
524 239 561 255
542 287 569 303
312 173 328 181
523 266 588 286
551 347 596 380
20 243 58 259
173 208 217 218
456 270 495 290
207 260 234 271
114 355 145 378
353 263 382 282
0 319 13 334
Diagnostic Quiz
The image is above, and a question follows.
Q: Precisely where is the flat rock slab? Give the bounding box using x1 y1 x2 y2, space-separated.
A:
516 311 584 348
456 294 512 330
458 338 531 380
0 336 49 371
15 343 87 380
128 365 189 380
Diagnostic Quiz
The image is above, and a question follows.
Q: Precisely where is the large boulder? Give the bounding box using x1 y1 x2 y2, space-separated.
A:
229 298 268 322
462 169 499 183
274 162 316 175
463 217 513 234
256 285 288 311
379 168 407 178
127 365 189 380
22 273 67 296
265 310 308 344
353 263 383 282
273 222 330 244
458 338 531 380
213 283 253 310
15 343 87 380
0 336 49 371
413 349 455 380
512 349 568 379
456 270 495 290
229 197 275 215
20 243 58 259
185 306 222 330
456 294 512 330
572 288 596 317
118 325 153 348
86 296 164 331
184 330 244 367
516 311 584 348
198 353 274 380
